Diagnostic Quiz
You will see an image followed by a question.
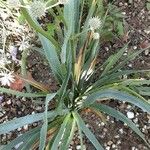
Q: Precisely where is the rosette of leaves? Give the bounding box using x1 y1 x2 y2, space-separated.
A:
0 0 150 150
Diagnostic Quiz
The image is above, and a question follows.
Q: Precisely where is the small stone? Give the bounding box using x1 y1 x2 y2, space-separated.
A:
145 49 149 55
107 141 113 146
101 122 105 126
106 146 110 150
23 124 28 130
103 128 108 132
117 140 121 144
114 135 120 138
6 100 11 105
127 111 134 119
112 144 116 148
133 118 138 123
17 127 22 131
127 105 132 109
128 64 132 68
119 128 124 134
76 145 86 150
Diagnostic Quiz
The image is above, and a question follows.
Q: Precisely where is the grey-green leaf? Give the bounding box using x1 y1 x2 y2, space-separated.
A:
83 89 150 113
90 103 150 147
73 112 104 150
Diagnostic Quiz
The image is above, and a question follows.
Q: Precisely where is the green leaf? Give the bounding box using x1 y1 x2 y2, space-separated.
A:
90 103 150 147
83 89 150 113
0 87 46 98
64 119 76 149
0 110 67 134
117 21 124 36
51 114 71 150
121 79 150 86
61 0 80 63
146 2 150 11
20 132 40 150
59 117 74 150
39 93 56 150
111 47 150 73
73 112 104 150
101 44 128 76
1 127 40 150
38 34 63 83
93 70 150 88
19 0 59 49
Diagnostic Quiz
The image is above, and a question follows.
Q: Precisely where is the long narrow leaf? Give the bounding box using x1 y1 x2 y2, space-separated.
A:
73 112 104 150
61 0 80 63
101 44 128 76
51 114 71 150
83 89 150 113
90 103 150 147
39 93 56 150
39 34 63 83
0 87 46 98
0 110 67 134
1 127 40 150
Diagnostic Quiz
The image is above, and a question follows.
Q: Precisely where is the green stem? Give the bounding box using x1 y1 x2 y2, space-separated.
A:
19 0 60 50
21 48 30 92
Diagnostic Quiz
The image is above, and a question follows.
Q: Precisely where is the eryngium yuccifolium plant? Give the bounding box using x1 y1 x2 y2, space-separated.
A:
0 0 150 150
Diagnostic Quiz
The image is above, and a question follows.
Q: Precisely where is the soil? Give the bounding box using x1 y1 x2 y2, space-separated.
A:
0 0 150 150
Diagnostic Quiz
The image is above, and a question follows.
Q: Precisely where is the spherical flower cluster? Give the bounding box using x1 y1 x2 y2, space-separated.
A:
89 16 101 31
89 16 101 40
28 1 47 18
0 71 15 86
7 0 20 8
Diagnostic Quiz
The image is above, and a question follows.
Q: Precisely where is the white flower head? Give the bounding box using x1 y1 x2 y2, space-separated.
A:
0 71 15 86
93 32 100 40
7 0 20 8
29 1 47 18
59 0 69 4
89 16 101 31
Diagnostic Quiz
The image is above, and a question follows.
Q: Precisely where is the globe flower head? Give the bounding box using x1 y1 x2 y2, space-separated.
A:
28 1 47 19
0 71 15 86
89 16 101 31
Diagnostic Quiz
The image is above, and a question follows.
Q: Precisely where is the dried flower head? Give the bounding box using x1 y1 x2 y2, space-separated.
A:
0 71 15 86
29 1 47 18
7 0 20 8
93 32 100 40
89 16 101 30
59 0 69 4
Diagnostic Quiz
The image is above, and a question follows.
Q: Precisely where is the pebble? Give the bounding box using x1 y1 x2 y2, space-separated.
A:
127 111 134 119
128 64 133 68
6 100 11 105
145 49 149 55
133 46 137 50
133 118 138 123
112 144 116 148
114 135 120 139
23 124 28 130
106 146 110 150
107 141 113 146
119 128 124 134
76 145 86 150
